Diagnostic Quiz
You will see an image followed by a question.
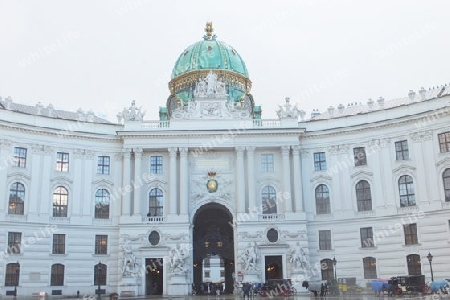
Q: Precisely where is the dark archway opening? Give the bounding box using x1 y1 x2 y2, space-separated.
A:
193 203 234 294
265 255 282 281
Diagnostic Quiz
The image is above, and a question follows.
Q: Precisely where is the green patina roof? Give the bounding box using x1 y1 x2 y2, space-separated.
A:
171 39 249 79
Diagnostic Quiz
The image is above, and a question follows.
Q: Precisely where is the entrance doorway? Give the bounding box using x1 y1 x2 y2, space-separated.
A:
193 203 234 294
145 258 163 295
265 255 282 281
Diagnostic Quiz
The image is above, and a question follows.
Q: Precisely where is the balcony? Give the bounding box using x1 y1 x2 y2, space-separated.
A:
49 217 70 224
5 214 28 222
142 216 165 223
259 214 285 221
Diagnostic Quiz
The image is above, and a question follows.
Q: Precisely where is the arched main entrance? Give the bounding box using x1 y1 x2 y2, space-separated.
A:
193 203 234 294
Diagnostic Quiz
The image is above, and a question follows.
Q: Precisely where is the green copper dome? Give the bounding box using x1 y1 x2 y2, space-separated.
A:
164 23 256 119
171 39 249 78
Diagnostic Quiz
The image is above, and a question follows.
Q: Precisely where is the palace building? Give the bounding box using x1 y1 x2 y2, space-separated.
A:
1 23 449 296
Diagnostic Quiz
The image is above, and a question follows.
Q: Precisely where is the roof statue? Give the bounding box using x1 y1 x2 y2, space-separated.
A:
118 100 145 122
203 21 216 41
276 97 303 120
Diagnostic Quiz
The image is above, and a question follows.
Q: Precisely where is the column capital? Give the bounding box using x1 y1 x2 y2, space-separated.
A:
133 148 143 156
281 146 290 156
291 145 301 155
245 146 256 154
179 147 188 157
168 147 178 156
122 148 132 158
235 146 245 156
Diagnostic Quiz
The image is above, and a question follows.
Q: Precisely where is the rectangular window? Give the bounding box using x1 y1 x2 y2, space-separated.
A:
95 235 108 255
314 152 327 171
56 152 69 172
404 224 418 245
13 147 27 168
354 147 367 166
395 140 409 160
97 156 110 175
204 271 210 278
150 156 163 174
439 132 450 153
360 227 374 248
7 232 22 254
318 230 332 250
52 234 66 254
261 154 274 172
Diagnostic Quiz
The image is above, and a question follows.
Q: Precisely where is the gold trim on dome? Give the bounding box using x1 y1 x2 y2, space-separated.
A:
168 69 252 95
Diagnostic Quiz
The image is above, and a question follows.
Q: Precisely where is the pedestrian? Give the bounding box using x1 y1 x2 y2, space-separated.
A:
242 282 251 299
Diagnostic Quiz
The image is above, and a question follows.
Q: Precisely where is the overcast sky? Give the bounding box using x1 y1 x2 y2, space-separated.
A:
0 0 449 122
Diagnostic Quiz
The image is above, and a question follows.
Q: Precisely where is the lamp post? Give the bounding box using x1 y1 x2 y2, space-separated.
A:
96 262 102 300
426 252 434 282
332 256 337 280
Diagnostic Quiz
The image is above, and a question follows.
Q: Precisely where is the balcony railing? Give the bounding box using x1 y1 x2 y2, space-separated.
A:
139 119 284 130
5 214 28 222
49 217 71 224
141 120 170 129
142 216 165 223
259 214 285 221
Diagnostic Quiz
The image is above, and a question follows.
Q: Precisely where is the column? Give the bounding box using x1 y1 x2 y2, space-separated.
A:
292 146 303 212
246 147 256 211
236 147 246 213
168 147 178 214
179 147 189 215
133 148 143 216
281 146 292 213
122 148 132 216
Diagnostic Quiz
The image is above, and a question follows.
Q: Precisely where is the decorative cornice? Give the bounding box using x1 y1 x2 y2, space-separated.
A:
7 172 31 181
350 171 374 179
0 122 121 143
310 174 333 183
392 164 416 174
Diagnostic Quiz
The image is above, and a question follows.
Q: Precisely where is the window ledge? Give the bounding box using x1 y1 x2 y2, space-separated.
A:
359 246 377 250
402 243 422 247
317 249 335 252
49 254 68 257
93 254 110 257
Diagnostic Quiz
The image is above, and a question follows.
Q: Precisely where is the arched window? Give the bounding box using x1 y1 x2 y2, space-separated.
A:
148 189 163 216
8 182 25 215
356 180 372 211
407 254 421 275
315 184 330 214
95 189 110 219
320 259 335 281
363 257 377 279
261 186 277 214
53 186 68 217
443 168 450 202
94 263 107 286
5 263 20 286
399 175 415 207
51 264 65 286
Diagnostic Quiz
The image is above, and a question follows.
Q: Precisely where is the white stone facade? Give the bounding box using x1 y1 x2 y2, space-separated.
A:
0 86 449 296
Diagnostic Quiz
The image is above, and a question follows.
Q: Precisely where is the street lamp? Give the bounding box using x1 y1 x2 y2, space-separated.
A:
96 261 103 300
332 256 337 280
426 252 434 282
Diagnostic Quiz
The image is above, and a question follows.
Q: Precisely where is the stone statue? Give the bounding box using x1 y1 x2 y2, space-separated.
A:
121 244 140 277
240 242 258 271
169 244 189 274
289 242 310 270
206 71 217 95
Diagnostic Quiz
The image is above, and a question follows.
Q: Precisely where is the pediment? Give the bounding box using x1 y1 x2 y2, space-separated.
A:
310 174 332 183
392 164 416 174
7 172 31 181
92 179 114 186
350 171 373 179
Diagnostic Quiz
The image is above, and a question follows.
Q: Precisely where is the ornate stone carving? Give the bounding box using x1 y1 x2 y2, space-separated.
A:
191 174 233 203
281 145 290 156
289 242 311 271
120 238 142 277
238 231 263 239
118 100 145 122
169 244 190 274
276 97 301 119
193 71 227 98
410 130 433 142
240 242 259 272
281 230 305 239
